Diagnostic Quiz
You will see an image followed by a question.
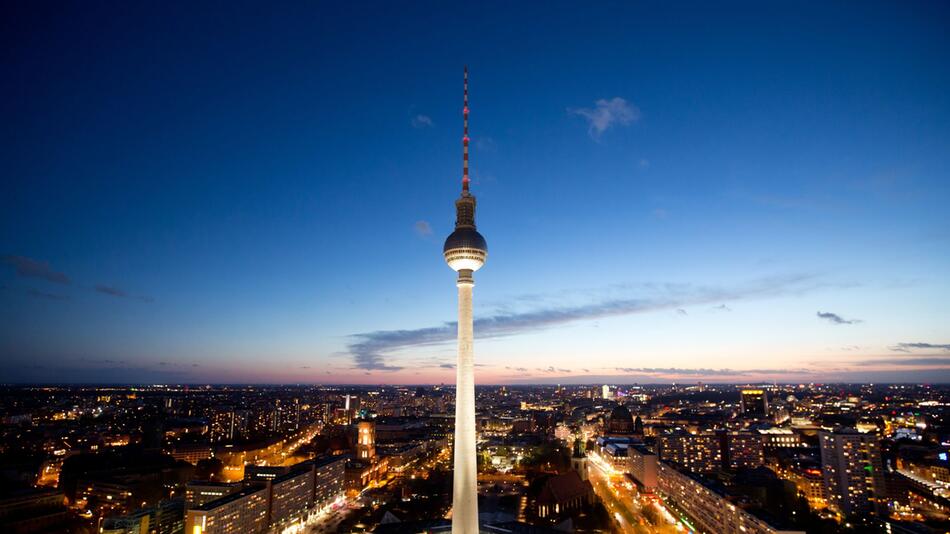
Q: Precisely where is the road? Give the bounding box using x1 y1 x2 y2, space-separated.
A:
586 452 681 534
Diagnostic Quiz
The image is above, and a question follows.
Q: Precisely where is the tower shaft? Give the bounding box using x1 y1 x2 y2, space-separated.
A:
452 274 478 534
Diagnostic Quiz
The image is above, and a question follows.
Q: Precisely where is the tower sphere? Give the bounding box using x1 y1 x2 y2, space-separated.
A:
443 228 487 272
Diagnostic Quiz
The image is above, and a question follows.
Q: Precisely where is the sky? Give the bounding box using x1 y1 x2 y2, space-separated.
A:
1 1 949 385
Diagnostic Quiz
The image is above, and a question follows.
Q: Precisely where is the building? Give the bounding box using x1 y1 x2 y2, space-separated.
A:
185 484 270 534
627 444 659 493
819 428 886 517
606 404 635 436
0 488 68 534
356 420 376 460
185 481 241 509
536 471 594 519
270 468 313 531
602 385 611 400
168 443 213 464
722 431 765 470
185 455 346 534
570 439 588 481
657 462 804 534
757 428 803 449
741 389 769 417
657 432 721 474
102 499 184 534
443 66 488 534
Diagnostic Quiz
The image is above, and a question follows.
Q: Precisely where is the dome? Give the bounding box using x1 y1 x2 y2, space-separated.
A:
444 227 488 272
443 227 487 254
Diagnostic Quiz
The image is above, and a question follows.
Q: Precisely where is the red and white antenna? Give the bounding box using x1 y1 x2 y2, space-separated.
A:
462 66 470 193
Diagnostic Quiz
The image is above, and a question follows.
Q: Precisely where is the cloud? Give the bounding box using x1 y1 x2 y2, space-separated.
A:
817 311 861 325
614 367 803 376
96 284 128 298
95 284 153 302
346 273 825 370
890 342 950 352
856 357 950 367
568 97 640 138
27 288 70 300
2 255 70 284
411 114 433 128
713 304 732 312
414 220 433 236
676 308 688 316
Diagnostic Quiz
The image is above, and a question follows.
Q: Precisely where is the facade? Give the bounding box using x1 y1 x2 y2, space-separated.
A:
757 428 803 449
102 499 184 534
185 455 346 534
606 404 635 436
722 431 765 470
657 462 804 534
819 428 886 517
186 485 270 534
657 432 722 474
536 471 594 519
357 420 376 460
627 444 659 493
185 482 242 509
740 389 769 417
443 67 488 534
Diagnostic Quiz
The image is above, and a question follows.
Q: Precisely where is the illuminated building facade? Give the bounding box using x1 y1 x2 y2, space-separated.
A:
657 462 804 534
819 428 886 517
657 432 722 474
357 420 376 460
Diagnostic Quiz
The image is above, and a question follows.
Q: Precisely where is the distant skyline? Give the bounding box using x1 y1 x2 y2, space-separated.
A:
2 2 949 384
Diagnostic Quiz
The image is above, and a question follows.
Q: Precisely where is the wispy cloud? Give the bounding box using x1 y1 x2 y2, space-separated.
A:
675 308 688 316
568 97 640 139
817 311 861 325
414 220 433 236
2 255 70 284
855 357 950 367
96 284 128 298
890 342 950 352
95 284 153 302
712 304 732 312
614 367 808 377
411 114 433 128
346 273 827 370
27 288 70 300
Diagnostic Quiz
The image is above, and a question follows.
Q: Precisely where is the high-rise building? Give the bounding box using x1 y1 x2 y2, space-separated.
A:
722 431 765 470
657 432 721 474
627 444 658 493
819 428 886 517
741 389 769 417
602 384 611 399
443 66 488 534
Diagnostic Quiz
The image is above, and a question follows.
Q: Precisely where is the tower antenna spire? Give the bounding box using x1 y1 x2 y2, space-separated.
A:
462 66 470 193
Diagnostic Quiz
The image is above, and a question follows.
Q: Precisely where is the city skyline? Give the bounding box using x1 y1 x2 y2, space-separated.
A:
3 2 950 385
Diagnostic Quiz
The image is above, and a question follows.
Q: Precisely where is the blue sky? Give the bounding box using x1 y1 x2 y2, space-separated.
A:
2 1 949 384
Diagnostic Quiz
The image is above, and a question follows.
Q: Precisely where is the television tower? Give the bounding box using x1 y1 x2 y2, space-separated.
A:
444 66 487 534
